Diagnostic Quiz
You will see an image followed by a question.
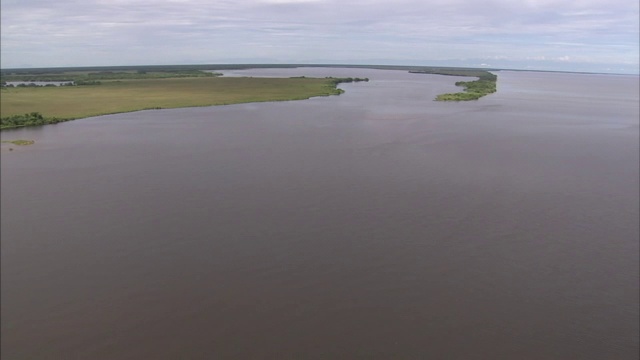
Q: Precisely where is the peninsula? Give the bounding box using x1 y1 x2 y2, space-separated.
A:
0 68 369 130
409 68 497 101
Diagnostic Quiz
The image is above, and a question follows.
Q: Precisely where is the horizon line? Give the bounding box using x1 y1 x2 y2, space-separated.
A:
1 63 638 76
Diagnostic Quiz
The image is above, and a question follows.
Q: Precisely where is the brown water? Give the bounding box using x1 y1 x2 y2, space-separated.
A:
2 68 639 359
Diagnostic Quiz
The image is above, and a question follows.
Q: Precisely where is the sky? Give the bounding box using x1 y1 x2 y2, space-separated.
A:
1 0 639 74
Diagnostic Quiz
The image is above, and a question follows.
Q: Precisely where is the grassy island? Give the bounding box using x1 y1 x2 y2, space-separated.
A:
1 69 358 130
410 68 497 101
1 139 35 146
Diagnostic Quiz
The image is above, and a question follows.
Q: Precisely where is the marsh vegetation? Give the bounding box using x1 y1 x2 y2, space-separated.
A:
0 64 497 129
1 139 35 146
0 76 350 129
410 68 497 101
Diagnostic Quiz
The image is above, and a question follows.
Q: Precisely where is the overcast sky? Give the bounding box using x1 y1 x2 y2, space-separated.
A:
1 0 638 73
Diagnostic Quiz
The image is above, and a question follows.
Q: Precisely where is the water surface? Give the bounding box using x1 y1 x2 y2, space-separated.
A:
2 68 639 359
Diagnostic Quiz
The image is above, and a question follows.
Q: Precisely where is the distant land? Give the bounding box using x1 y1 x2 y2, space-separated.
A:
1 64 500 74
3 62 617 130
2 63 635 76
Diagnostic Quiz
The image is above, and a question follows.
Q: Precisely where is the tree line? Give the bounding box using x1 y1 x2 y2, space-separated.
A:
0 112 69 129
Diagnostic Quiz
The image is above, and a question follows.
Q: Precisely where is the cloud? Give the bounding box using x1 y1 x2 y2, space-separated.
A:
1 0 638 73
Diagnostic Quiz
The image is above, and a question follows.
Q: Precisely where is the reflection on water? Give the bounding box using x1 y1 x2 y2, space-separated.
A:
2 69 639 359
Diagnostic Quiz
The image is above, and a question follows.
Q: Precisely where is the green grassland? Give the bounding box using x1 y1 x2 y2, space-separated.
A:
0 76 347 129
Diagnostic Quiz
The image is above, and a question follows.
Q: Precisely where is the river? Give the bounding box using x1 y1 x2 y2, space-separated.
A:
1 68 638 359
